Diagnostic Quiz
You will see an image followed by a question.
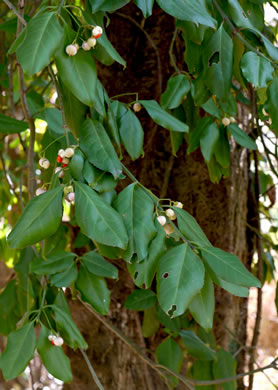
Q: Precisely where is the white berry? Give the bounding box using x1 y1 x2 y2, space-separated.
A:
66 192 75 203
157 215 167 226
58 149 65 158
82 42 91 51
35 188 46 196
229 117 236 123
222 117 230 127
88 37 97 48
62 157 70 165
54 337 64 347
64 147 75 158
163 224 174 235
48 334 55 341
73 43 79 50
39 158 50 169
166 208 176 220
174 201 183 209
55 167 65 179
133 103 142 112
66 44 77 56
92 26 103 38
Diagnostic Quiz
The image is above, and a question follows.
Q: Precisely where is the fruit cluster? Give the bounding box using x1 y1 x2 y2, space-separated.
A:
222 116 236 127
65 26 103 56
157 201 183 236
48 334 64 347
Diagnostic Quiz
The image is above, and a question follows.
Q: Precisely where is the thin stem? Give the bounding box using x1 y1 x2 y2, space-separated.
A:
3 0 26 26
79 349 104 390
169 27 180 73
111 92 139 100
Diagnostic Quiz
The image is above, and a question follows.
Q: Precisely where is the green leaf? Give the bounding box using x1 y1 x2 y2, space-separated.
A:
201 246 261 287
128 221 167 288
217 278 249 298
201 98 222 118
75 182 128 248
17 13 63 75
133 0 154 17
83 161 117 193
79 119 122 179
50 263 78 287
213 349 237 390
200 122 219 162
75 264 110 315
124 289 156 311
188 117 211 153
214 127 230 168
88 0 130 12
81 251 118 279
52 304 88 349
204 24 233 100
0 323 36 380
139 100 189 132
114 183 157 261
31 251 75 274
174 207 211 248
37 325 72 383
155 338 183 378
0 113 28 134
157 243 205 318
189 273 215 330
7 186 63 249
161 75 190 110
69 149 85 182
192 360 216 390
0 281 21 335
119 109 144 160
8 28 26 54
265 76 278 135
156 0 217 28
180 330 216 360
228 123 257 149
156 305 183 332
240 52 274 88
55 27 97 106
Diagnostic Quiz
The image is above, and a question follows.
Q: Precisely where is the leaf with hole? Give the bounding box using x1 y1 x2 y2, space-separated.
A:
7 186 63 249
157 243 205 318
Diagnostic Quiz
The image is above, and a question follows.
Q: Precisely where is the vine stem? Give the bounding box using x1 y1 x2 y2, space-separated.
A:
3 0 26 26
79 349 105 390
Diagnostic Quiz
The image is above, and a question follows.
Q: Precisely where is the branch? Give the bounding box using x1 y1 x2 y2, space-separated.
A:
79 349 104 390
3 0 26 26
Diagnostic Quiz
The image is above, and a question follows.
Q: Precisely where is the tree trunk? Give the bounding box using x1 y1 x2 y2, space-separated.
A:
63 3 250 388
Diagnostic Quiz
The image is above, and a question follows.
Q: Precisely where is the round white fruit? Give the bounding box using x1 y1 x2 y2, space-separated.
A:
82 41 91 51
157 215 167 226
66 44 77 56
88 37 97 48
35 188 46 196
39 158 50 169
92 26 103 37
64 147 75 158
222 117 230 127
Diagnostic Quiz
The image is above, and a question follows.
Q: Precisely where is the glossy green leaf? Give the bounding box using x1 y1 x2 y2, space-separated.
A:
180 330 216 360
0 281 21 335
157 243 205 318
105 105 121 147
69 149 85 182
8 27 26 54
200 122 219 162
192 360 216 390
217 278 249 297
0 113 28 134
124 289 156 311
161 74 190 110
52 304 88 349
37 325 72 383
0 323 36 380
155 338 183 378
76 264 110 315
174 207 211 248
204 24 233 100
16 12 63 75
81 251 118 279
31 251 75 274
213 349 237 390
240 52 274 88
139 100 189 132
156 0 217 28
79 119 122 179
188 117 211 153
133 0 154 17
7 186 63 249
114 183 157 261
156 305 183 332
201 246 261 287
88 0 130 12
50 263 78 287
83 161 117 193
142 307 160 337
228 123 257 149
214 127 230 168
265 76 278 134
55 28 97 106
119 109 144 160
189 273 215 330
128 222 167 288
75 181 128 248
201 98 222 118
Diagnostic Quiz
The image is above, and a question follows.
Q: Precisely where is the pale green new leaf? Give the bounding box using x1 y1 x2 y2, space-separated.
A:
0 323 36 380
114 183 157 261
157 243 205 318
161 74 190 110
139 100 189 132
79 119 122 179
240 52 274 88
156 0 217 28
7 186 63 249
189 273 215 330
16 12 63 75
75 182 128 249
